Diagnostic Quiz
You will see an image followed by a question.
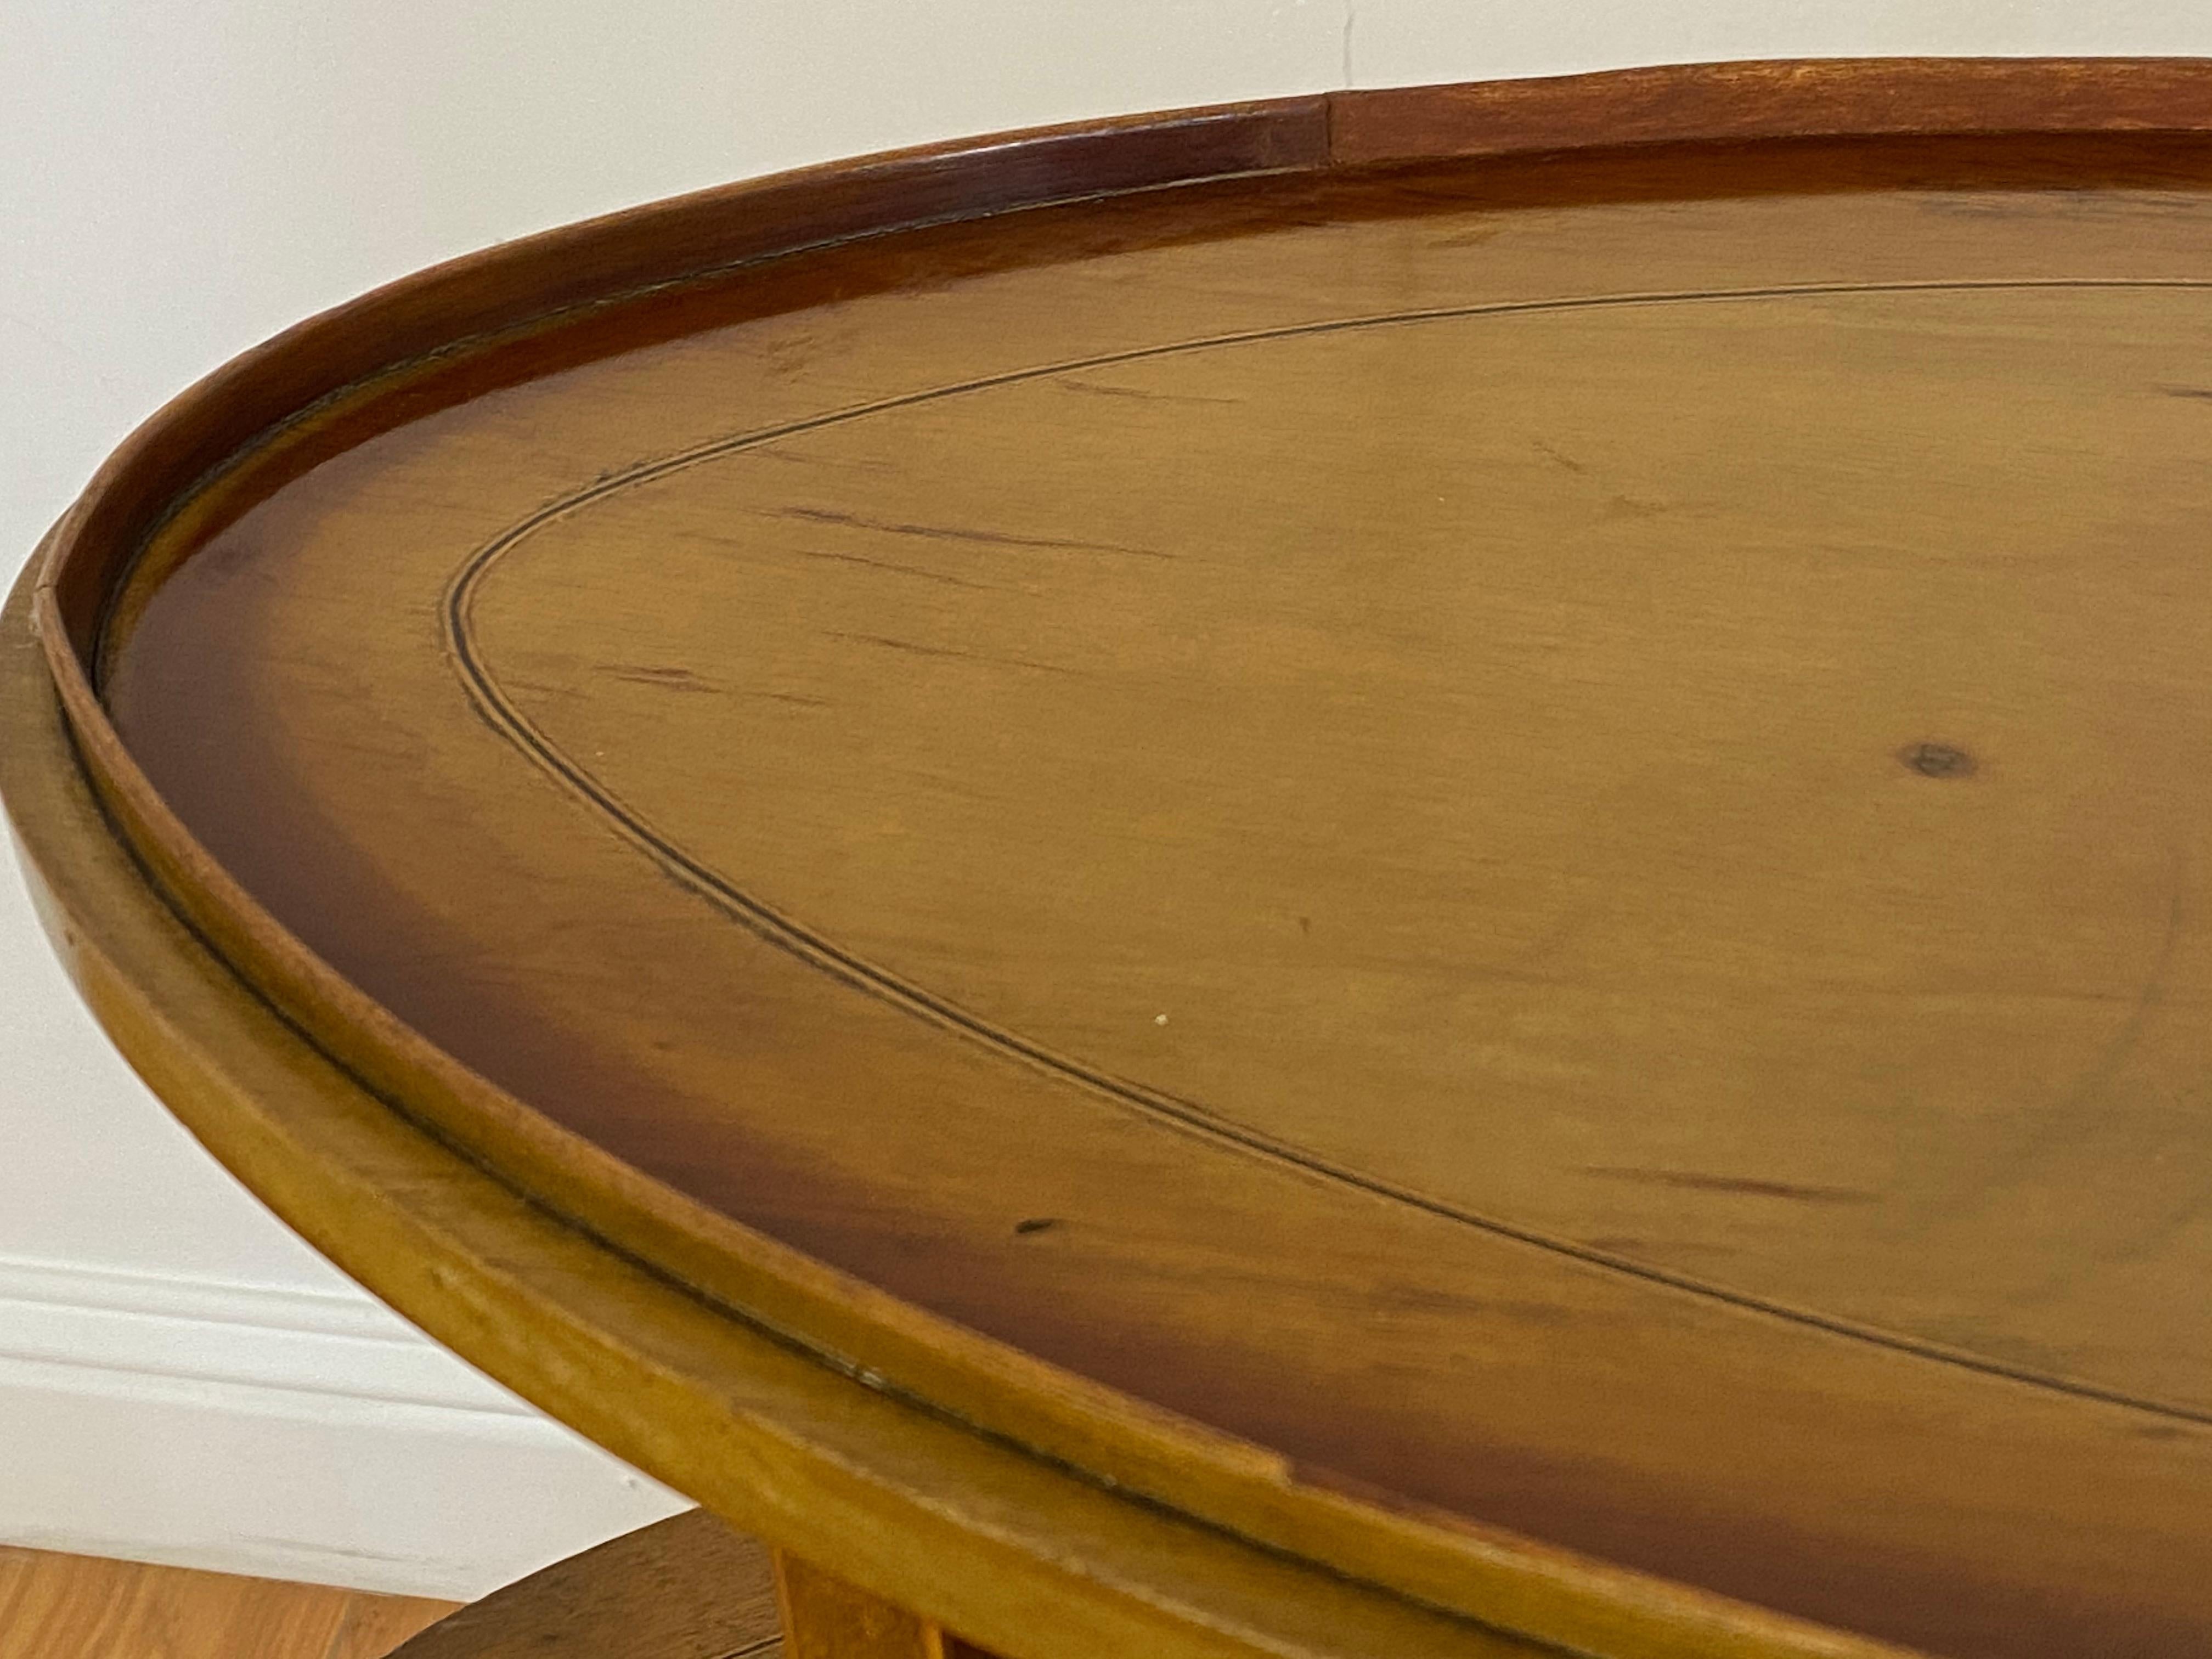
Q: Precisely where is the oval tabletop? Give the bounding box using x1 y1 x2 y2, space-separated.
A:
10 57 2212 1659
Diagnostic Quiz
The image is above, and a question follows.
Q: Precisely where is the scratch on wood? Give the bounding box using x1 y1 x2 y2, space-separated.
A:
601 664 718 691
777 504 1172 560
787 544 996 590
1053 375 1244 407
823 630 1082 676
1582 1167 1881 1204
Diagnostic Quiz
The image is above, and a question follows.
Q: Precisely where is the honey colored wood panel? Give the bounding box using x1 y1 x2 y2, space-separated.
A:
768 1556 996 1659
772 1554 1002 1659
24 61 2212 1659
0 1547 453 1659
775 1554 943 1659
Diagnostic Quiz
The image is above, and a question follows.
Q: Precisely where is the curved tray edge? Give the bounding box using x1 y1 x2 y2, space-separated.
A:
22 55 2197 1658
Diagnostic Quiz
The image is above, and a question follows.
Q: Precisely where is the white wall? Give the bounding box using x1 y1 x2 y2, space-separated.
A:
7 0 2212 1600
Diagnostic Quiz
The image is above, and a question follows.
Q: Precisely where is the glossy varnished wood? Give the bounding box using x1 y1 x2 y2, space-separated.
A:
12 59 2212 1659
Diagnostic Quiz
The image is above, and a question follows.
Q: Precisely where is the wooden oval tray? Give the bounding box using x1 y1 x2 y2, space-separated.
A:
10 58 2212 1659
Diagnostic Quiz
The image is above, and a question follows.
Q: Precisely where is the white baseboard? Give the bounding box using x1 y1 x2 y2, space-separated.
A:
0 1254 690 1599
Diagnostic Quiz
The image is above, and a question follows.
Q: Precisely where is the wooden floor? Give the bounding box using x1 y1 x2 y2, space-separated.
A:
0 1547 458 1659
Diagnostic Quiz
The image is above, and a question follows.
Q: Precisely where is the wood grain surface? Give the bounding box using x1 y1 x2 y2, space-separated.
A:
386 1511 780 1659
0 1547 454 1659
13 60 2212 1659
775 1553 957 1659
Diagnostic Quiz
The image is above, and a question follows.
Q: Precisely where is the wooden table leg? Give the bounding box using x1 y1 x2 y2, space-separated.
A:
772 1553 957 1659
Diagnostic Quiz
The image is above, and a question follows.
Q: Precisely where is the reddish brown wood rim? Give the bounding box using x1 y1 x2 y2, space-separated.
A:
1332 55 2212 162
21 57 2212 1659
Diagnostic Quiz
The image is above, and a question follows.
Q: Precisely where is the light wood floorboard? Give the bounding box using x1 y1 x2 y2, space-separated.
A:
0 1547 458 1659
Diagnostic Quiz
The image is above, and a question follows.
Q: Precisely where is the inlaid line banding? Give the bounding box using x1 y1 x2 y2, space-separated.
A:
443 276 2212 1429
